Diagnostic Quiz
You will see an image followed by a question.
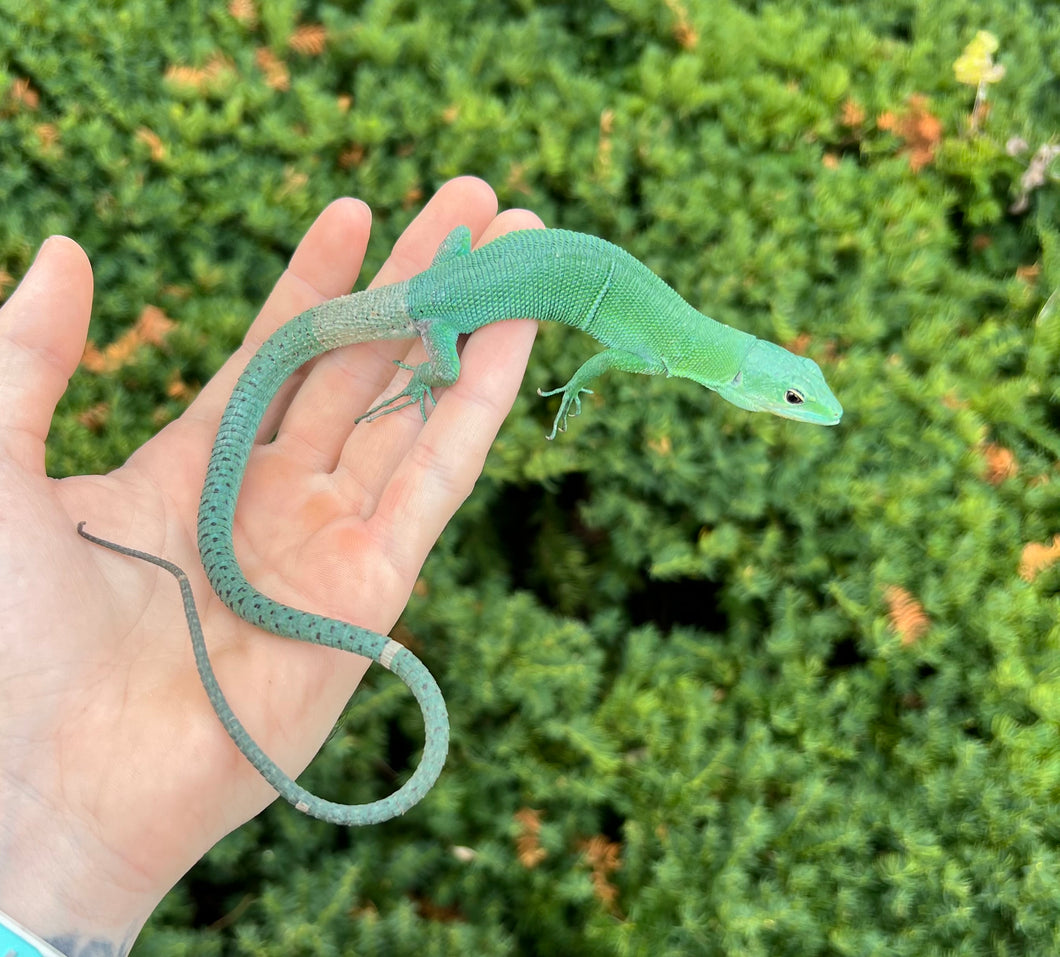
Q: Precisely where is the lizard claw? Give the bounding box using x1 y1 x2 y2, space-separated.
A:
540 379 596 440
355 360 438 424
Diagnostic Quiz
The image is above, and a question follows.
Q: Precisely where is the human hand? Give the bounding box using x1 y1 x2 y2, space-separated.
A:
0 177 541 951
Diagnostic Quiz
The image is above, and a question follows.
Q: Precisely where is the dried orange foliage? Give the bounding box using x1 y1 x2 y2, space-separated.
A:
1019 536 1060 582
980 443 1018 485
228 0 258 26
2 77 40 116
411 893 464 924
581 836 622 913
35 123 60 154
164 54 235 93
1016 263 1041 284
13 77 40 110
82 341 130 374
278 166 309 198
135 127 167 162
884 585 930 646
76 402 110 433
506 161 532 196
514 807 547 868
289 24 327 55
166 371 194 402
137 305 176 346
841 98 866 128
255 48 291 91
82 305 175 374
647 434 672 456
878 95 943 172
664 0 698 49
597 108 615 177
339 144 366 169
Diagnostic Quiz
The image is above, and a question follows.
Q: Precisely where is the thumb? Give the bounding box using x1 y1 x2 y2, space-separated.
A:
0 236 93 472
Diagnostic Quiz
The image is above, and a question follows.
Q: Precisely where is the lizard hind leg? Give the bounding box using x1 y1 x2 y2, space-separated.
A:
354 359 439 424
356 319 462 426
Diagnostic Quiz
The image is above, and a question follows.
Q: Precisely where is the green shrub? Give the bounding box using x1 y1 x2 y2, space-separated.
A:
3 0 1059 953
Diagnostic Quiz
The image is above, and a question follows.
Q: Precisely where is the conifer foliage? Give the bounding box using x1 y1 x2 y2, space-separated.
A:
3 0 1059 953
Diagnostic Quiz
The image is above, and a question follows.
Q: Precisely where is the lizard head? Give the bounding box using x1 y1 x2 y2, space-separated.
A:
713 338 842 425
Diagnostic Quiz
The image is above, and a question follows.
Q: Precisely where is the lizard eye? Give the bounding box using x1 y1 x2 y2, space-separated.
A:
784 389 805 405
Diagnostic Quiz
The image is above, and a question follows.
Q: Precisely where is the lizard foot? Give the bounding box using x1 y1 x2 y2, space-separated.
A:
356 360 438 424
537 384 593 440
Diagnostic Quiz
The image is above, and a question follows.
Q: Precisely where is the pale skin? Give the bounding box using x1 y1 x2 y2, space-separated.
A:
0 177 541 952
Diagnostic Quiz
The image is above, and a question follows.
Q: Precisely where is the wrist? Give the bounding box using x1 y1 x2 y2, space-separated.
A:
0 778 151 955
0 909 68 956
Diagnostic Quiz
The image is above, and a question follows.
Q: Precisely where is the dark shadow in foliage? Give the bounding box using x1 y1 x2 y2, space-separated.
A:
627 575 728 633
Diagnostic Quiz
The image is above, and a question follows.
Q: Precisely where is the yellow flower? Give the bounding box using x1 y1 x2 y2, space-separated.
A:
954 31 1006 86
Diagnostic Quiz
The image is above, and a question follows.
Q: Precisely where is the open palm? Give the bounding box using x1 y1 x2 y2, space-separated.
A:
0 177 540 947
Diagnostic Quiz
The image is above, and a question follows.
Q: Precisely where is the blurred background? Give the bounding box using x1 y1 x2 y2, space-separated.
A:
2 1 1058 953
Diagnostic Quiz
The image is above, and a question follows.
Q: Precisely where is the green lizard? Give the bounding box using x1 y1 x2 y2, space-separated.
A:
78 226 842 825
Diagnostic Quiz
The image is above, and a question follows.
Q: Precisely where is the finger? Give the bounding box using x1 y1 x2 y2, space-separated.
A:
368 207 544 576
180 197 373 439
0 236 93 471
274 176 501 479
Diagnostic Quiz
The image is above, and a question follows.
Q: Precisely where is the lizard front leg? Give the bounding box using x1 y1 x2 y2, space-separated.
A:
538 348 665 439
